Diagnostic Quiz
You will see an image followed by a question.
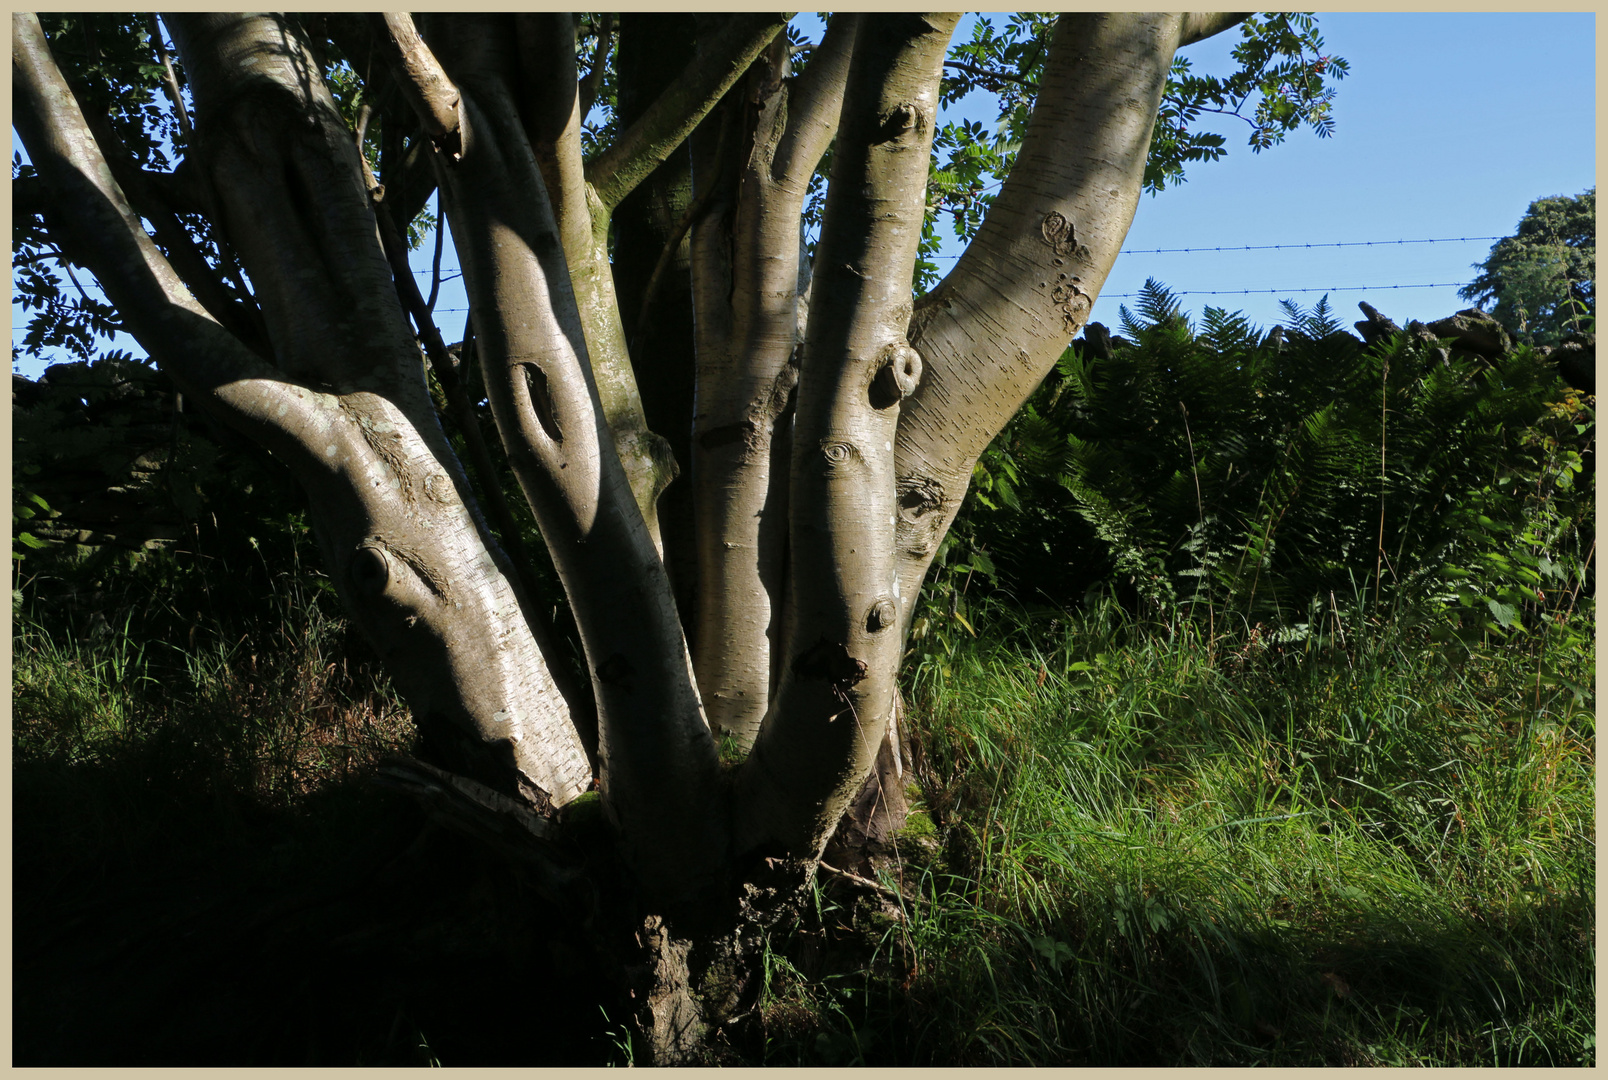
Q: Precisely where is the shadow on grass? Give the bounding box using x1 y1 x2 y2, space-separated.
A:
13 741 618 1066
750 863 1594 1067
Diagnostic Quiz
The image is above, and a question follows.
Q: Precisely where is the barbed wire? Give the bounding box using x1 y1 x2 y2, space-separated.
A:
925 234 1503 260
426 279 1471 315
417 237 1496 271
1103 282 1467 298
1117 236 1502 255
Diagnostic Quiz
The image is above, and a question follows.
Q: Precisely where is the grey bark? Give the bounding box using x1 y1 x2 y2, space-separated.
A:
411 17 727 898
734 13 960 858
525 12 790 544
687 14 860 746
16 12 593 807
893 14 1204 630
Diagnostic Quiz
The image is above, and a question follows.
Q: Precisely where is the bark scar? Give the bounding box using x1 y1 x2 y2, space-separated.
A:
793 637 868 689
518 360 564 445
895 475 947 558
699 420 756 452
1052 280 1093 336
1041 211 1091 263
341 401 417 504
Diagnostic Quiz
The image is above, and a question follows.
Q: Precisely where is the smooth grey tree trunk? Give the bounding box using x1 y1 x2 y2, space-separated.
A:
14 9 1246 1061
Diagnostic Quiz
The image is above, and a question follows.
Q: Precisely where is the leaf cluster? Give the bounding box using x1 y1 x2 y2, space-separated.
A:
12 353 313 640
1149 13 1347 193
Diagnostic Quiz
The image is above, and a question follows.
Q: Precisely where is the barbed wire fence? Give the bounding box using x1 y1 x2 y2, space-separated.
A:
13 235 1503 346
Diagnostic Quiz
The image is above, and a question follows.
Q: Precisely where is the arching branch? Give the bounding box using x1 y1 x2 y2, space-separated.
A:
585 13 790 217
13 13 292 426
893 14 1196 624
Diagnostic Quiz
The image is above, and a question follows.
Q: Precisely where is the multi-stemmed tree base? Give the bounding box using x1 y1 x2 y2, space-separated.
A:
377 748 914 1064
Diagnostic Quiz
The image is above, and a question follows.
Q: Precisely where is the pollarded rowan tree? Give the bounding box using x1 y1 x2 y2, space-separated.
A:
12 11 1343 1059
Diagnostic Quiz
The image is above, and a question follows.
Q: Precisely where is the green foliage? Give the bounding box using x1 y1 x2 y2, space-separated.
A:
33 13 186 168
915 13 1347 289
1460 188 1595 346
1150 13 1346 193
930 281 1594 645
11 351 329 658
756 602 1594 1065
576 13 621 158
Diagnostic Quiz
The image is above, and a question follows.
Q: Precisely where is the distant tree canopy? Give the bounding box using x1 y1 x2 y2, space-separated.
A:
1461 188 1595 347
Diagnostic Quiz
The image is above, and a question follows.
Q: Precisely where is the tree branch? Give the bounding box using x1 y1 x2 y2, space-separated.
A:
894 14 1192 628
514 12 593 265
163 12 595 806
631 106 733 355
147 14 193 140
578 12 613 119
77 103 268 352
1180 12 1249 47
12 13 286 416
771 11 858 187
370 185 598 752
686 16 856 742
942 59 1031 85
503 14 678 538
369 13 461 150
424 43 726 896
585 13 790 215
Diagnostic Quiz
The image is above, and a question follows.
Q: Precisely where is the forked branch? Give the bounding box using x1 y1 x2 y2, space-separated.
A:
13 13 290 418
586 13 790 216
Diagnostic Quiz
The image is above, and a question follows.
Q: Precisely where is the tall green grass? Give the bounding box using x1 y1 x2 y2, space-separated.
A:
754 598 1594 1066
11 573 1592 1065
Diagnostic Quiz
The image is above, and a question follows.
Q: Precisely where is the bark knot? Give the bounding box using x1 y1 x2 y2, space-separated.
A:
866 597 897 633
875 102 923 143
350 541 390 596
869 343 923 410
349 536 453 604
819 440 863 470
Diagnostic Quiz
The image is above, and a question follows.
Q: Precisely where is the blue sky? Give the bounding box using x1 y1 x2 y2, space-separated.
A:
1089 12 1597 335
11 12 1596 378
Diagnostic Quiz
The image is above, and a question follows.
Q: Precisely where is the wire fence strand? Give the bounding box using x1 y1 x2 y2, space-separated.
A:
1103 282 1468 299
925 234 1502 260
